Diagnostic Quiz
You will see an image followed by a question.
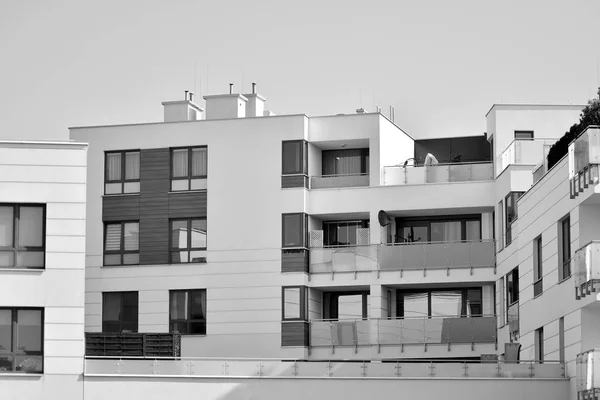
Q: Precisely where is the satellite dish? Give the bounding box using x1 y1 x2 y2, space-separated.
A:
424 153 439 166
378 210 391 227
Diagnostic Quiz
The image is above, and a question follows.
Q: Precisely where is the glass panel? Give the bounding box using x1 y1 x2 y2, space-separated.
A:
121 292 138 330
401 226 427 243
562 218 571 263
104 254 121 266
466 220 481 241
0 251 14 267
125 152 140 180
0 355 13 372
18 207 43 247
191 148 207 177
430 291 462 317
171 180 188 191
189 321 206 335
282 214 304 247
170 292 188 320
105 224 121 251
172 149 189 178
189 251 206 263
284 288 300 319
338 295 364 319
0 310 12 352
190 291 206 320
123 182 140 193
16 251 44 268
106 153 122 181
105 183 122 194
123 223 139 251
171 221 188 249
102 293 122 322
190 178 207 190
171 251 188 263
191 220 207 248
0 206 13 247
15 355 42 373
16 310 42 352
122 253 139 265
431 221 461 242
282 141 302 175
403 292 428 318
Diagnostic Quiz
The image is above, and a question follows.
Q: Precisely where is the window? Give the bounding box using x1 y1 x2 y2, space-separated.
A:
170 218 207 263
0 308 43 373
506 267 519 306
282 286 307 321
105 151 140 194
497 201 504 251
324 292 369 320
498 277 506 327
171 146 208 191
559 317 565 363
505 192 524 246
282 140 308 175
533 236 543 296
396 215 481 243
397 288 482 318
0 204 45 269
535 327 544 363
515 130 534 140
322 149 369 176
323 220 369 247
282 213 307 248
102 292 138 333
104 222 139 266
558 216 571 281
169 289 206 335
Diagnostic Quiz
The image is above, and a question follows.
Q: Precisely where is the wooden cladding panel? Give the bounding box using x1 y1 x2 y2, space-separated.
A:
168 192 207 218
281 175 308 189
102 195 140 221
281 321 309 347
281 249 309 273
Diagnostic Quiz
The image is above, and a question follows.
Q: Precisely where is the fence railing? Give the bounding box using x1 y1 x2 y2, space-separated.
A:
311 173 369 189
573 241 600 299
577 349 600 399
84 356 565 379
85 333 181 358
383 162 493 185
309 316 497 348
497 139 555 176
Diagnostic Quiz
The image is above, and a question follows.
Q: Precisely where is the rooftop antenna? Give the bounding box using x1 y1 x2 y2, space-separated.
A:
184 90 189 100
229 83 233 94
193 61 197 97
252 82 256 94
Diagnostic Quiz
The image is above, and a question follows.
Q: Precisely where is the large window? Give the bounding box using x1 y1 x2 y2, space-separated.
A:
535 327 544 363
102 292 138 333
559 215 571 281
105 150 140 195
169 289 206 335
282 140 308 175
282 213 307 248
0 308 43 373
397 288 482 318
533 236 543 296
505 192 524 246
396 215 481 243
323 292 369 320
322 149 369 176
104 222 139 266
170 218 207 263
506 267 519 306
0 204 45 269
323 220 369 247
171 146 208 191
282 286 308 321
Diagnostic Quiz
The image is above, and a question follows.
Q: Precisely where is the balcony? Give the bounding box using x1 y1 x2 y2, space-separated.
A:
569 126 600 199
383 162 493 185
573 241 600 299
497 139 555 176
309 316 497 350
84 356 565 379
577 349 600 399
85 333 181 358
310 173 369 189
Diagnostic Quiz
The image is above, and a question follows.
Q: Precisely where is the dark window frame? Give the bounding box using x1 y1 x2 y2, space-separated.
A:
505 192 524 246
282 213 308 248
514 130 534 140
0 203 46 269
170 146 208 191
282 140 308 175
396 287 483 318
321 148 370 176
103 221 139 266
282 286 308 321
559 215 571 281
533 235 543 297
169 289 207 335
322 219 370 247
169 217 207 263
535 326 544 363
104 150 141 194
102 291 139 333
0 307 44 373
396 214 482 243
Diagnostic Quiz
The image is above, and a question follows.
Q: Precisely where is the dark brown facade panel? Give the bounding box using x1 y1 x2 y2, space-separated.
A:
281 250 309 273
281 175 308 189
168 192 207 218
139 195 169 217
102 195 140 221
281 321 309 347
139 217 169 265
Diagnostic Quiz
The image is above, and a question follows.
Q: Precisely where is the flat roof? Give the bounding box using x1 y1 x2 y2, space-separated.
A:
0 140 87 149
485 103 585 117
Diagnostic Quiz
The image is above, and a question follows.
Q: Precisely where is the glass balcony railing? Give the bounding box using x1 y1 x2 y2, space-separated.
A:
497 139 555 176
309 316 497 348
310 173 369 189
573 241 600 299
577 349 600 399
84 356 565 379
383 162 493 185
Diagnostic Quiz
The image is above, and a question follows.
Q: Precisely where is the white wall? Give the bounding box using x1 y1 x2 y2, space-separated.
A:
378 115 414 185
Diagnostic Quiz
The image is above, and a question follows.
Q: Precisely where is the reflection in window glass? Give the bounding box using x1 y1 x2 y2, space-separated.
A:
16 310 42 352
282 214 304 248
0 310 11 352
465 220 481 241
431 221 461 242
0 207 13 247
402 292 429 318
284 288 300 319
430 291 462 317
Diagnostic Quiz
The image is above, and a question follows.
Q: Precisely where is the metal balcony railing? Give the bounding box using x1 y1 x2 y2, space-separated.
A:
85 333 181 358
310 173 369 189
309 316 497 348
383 162 493 185
573 241 600 299
497 139 555 176
577 349 600 399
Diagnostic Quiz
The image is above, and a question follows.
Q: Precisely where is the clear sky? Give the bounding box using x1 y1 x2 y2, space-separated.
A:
1 0 599 140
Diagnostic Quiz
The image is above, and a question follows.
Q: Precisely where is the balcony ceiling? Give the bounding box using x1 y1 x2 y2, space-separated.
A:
310 212 370 221
313 139 369 150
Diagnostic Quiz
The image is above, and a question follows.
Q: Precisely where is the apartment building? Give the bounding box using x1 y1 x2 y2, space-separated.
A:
0 140 87 400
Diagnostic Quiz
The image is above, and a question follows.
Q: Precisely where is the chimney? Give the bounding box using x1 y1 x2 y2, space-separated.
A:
161 91 204 122
203 84 248 120
243 83 266 118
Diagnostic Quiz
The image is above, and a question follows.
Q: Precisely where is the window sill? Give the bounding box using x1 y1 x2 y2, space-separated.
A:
558 275 572 285
102 262 207 268
102 193 140 197
168 190 207 195
0 268 44 273
0 372 43 377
